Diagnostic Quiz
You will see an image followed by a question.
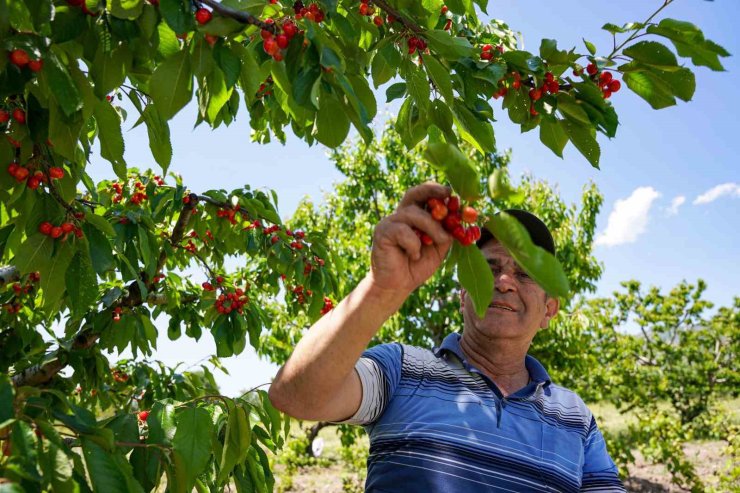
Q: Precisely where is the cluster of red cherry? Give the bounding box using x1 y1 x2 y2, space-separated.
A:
112 369 129 383
358 0 384 27
7 163 64 190
261 19 301 62
38 218 83 240
407 37 428 55
110 180 149 205
422 196 481 246
3 272 40 315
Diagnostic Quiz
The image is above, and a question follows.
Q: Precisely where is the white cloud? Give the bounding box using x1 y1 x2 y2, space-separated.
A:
693 182 740 205
666 195 685 216
595 187 661 247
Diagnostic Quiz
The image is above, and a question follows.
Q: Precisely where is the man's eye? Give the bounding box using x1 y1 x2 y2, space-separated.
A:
517 271 531 280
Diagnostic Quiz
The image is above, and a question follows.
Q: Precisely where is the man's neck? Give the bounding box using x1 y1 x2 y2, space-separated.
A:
459 332 531 397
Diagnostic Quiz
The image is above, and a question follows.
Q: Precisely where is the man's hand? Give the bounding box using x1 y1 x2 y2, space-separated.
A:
369 182 454 295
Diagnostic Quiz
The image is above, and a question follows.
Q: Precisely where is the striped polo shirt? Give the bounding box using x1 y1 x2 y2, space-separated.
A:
335 332 625 492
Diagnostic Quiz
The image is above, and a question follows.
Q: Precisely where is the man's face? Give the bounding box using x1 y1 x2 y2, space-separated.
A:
461 240 559 342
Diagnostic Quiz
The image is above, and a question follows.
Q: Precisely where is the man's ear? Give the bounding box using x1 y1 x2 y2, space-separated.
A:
539 296 560 329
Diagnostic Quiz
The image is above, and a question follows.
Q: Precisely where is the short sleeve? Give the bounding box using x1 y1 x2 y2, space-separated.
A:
328 343 403 426
580 415 626 492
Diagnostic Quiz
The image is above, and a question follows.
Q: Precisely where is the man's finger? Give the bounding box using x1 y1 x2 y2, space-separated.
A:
382 222 422 261
398 182 450 209
390 206 451 246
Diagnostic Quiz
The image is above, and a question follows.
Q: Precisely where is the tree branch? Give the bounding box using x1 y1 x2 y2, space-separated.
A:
199 0 278 32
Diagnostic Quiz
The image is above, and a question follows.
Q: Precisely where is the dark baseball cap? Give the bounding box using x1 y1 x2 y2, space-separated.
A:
476 209 556 255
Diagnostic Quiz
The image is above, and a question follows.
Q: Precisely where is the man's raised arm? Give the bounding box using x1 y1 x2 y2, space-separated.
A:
267 183 452 422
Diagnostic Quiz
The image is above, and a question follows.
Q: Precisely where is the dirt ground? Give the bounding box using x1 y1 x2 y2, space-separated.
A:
276 439 731 493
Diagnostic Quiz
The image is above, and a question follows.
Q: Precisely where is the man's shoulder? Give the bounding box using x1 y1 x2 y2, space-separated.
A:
534 382 595 433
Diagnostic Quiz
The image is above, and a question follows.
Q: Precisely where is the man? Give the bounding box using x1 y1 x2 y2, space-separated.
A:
268 183 624 492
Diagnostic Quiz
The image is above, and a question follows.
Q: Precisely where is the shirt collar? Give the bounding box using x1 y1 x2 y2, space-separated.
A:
433 332 551 385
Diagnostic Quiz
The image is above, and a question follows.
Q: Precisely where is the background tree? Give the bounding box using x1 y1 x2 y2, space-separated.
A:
586 283 739 491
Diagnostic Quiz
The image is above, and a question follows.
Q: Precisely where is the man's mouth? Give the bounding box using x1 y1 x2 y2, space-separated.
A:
489 302 516 312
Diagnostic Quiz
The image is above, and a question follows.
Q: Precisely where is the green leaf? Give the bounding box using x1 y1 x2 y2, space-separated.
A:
108 0 144 19
622 70 676 110
424 56 453 103
8 1 33 31
143 103 173 172
452 102 495 153
205 68 231 122
402 62 430 111
83 224 115 275
216 405 251 483
44 50 83 117
66 248 98 318
0 374 13 423
81 437 136 493
562 119 600 168
91 46 130 98
148 402 177 445
485 213 570 298
150 49 193 120
423 142 480 201
502 87 529 124
386 82 406 102
456 243 494 319
623 40 678 69
159 0 194 34
172 407 213 490
556 93 591 125
95 100 126 177
647 18 730 71
583 38 596 56
425 30 475 60
488 169 524 204
371 44 398 88
539 118 568 158
214 43 242 89
315 92 349 148
13 233 53 276
41 242 75 310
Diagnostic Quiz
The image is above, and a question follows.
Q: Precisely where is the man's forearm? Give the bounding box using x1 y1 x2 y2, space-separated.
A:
268 274 407 414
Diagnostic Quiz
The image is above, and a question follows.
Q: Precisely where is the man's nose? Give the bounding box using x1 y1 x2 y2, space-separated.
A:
495 270 517 292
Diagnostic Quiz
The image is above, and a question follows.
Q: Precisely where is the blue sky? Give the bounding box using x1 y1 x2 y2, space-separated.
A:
88 0 739 396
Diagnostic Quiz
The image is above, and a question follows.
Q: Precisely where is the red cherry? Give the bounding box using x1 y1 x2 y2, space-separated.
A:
39 222 53 235
586 63 598 75
283 22 297 38
528 88 542 101
27 176 40 190
573 67 583 77
608 80 621 92
28 59 43 72
0 110 8 123
137 410 150 422
13 166 29 182
447 196 460 212
440 5 448 13
263 38 279 56
271 235 279 244
599 71 613 84
49 167 65 179
482 44 492 52
602 89 612 99
359 3 369 15
276 35 289 49
50 227 63 239
443 19 452 31
431 205 448 221
195 8 212 25
420 233 433 246
61 222 74 233
12 109 26 124
216 276 224 284
452 225 466 242
481 51 493 61
443 213 461 231
373 15 383 26
546 80 559 94
9 49 30 67
530 105 538 116
7 162 18 175
261 29 273 40
461 206 478 223
205 34 219 47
